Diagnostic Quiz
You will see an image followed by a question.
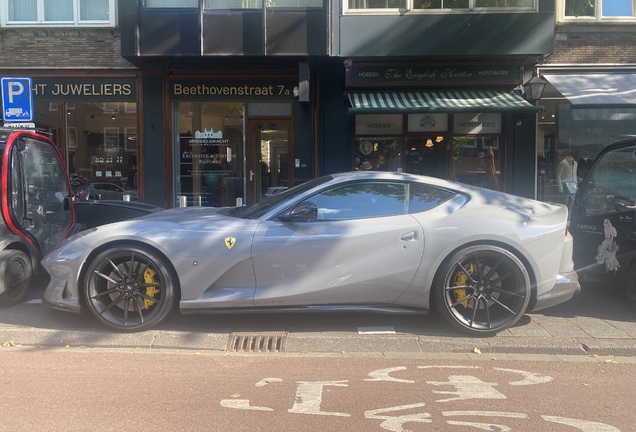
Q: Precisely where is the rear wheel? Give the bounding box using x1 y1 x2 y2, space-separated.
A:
433 245 531 336
0 250 33 307
83 244 178 332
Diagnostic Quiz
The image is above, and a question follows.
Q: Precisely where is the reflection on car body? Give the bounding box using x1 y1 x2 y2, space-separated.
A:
42 171 579 335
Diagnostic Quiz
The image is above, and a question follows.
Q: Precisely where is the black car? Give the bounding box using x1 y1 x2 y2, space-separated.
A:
569 139 636 308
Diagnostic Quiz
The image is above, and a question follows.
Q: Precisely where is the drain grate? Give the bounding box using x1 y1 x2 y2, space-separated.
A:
226 331 288 353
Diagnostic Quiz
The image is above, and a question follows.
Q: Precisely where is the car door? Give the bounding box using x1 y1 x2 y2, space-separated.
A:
251 180 424 306
6 132 74 257
570 143 636 279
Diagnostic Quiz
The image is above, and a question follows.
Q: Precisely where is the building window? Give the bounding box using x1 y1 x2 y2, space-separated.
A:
202 0 322 9
4 0 115 26
346 0 534 11
144 0 197 7
560 0 635 21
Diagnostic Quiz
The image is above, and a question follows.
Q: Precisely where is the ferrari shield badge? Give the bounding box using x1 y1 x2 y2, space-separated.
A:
225 237 236 249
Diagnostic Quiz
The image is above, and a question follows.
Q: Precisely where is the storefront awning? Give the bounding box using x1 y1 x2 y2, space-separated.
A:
543 73 636 109
347 90 542 114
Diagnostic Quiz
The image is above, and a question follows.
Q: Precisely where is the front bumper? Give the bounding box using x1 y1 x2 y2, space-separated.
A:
531 271 581 312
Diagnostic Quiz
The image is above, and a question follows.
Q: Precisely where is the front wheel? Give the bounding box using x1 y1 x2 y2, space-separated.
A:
0 250 33 307
433 245 531 336
83 244 179 332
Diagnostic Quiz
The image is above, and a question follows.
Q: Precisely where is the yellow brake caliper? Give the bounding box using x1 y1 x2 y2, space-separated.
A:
143 268 160 309
452 263 474 308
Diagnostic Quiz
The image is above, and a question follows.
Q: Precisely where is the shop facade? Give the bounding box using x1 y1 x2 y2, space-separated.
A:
0 71 142 201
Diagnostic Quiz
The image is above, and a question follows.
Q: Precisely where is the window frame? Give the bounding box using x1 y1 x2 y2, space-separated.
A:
557 0 636 23
343 0 537 15
2 0 117 27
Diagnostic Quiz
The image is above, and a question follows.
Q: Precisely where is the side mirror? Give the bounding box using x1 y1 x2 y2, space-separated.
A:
278 201 318 222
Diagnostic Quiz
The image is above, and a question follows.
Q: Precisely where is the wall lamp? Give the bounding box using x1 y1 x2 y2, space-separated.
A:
523 73 548 103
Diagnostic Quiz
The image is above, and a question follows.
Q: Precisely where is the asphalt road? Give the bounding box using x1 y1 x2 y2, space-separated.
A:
1 276 636 358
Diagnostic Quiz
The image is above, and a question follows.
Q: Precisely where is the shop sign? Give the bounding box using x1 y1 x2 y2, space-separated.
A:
453 113 501 135
407 114 448 132
31 79 136 101
355 114 403 135
170 80 298 101
346 63 522 87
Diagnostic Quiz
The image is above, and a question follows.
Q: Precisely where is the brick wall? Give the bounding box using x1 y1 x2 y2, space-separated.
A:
548 23 636 64
0 29 136 69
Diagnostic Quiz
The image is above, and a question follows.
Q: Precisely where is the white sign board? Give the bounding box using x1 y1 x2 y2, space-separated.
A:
407 113 448 132
453 113 501 134
355 114 403 135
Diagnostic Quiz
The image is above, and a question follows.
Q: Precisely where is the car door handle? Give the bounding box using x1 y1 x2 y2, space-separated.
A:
401 231 416 241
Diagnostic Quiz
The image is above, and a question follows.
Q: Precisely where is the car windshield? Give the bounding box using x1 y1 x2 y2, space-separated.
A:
228 176 333 219
577 143 636 215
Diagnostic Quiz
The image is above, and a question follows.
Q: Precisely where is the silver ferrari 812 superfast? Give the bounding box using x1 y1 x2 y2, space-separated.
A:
42 171 580 335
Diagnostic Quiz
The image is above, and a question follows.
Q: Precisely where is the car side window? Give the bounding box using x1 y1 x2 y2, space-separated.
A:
578 146 636 215
408 183 456 214
306 182 407 220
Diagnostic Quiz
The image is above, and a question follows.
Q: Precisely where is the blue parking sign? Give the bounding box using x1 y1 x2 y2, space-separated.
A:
1 77 34 122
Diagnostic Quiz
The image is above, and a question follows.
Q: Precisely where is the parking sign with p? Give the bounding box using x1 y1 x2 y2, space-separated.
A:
1 77 34 122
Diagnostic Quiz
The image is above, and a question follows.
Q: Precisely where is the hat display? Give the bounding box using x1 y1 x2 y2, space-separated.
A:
360 161 373 170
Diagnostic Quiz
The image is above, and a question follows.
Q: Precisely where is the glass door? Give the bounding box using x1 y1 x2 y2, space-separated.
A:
173 102 245 207
247 121 291 204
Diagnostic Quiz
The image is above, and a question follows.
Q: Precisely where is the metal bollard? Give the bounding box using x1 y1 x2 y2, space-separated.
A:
179 195 188 207
123 194 131 202
194 195 202 206
236 197 243 207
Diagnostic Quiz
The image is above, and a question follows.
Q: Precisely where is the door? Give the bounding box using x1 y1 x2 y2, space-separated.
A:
251 180 424 306
5 132 73 256
247 120 292 205
570 143 636 280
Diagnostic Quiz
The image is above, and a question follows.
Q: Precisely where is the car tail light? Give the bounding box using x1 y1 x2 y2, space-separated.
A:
565 225 569 236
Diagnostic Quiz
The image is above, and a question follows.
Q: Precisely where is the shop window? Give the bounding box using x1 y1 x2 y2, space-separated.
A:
537 102 636 205
560 0 634 21
4 0 116 26
175 102 245 207
354 137 403 172
452 136 500 190
346 0 535 12
65 102 138 200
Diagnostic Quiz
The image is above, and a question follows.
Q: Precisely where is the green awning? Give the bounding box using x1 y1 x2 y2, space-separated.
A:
348 90 543 114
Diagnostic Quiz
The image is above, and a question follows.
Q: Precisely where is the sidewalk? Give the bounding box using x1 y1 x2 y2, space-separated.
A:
1 277 635 357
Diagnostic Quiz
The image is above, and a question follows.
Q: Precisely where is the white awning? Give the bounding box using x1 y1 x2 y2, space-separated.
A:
543 73 636 108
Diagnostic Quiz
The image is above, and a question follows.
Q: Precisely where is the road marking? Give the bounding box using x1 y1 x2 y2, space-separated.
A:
220 399 273 411
26 299 42 304
365 367 414 383
427 376 506 402
542 416 620 431
364 403 431 431
288 381 350 417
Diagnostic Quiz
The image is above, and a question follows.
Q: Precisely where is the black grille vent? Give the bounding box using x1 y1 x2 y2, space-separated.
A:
226 331 288 353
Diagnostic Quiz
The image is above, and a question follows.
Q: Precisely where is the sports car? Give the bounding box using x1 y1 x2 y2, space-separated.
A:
42 171 580 335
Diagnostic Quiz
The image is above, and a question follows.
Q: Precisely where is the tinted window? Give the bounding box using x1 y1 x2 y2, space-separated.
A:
577 145 636 215
408 183 456 213
307 182 407 220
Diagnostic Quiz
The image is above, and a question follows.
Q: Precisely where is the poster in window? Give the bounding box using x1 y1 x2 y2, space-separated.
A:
124 127 137 152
